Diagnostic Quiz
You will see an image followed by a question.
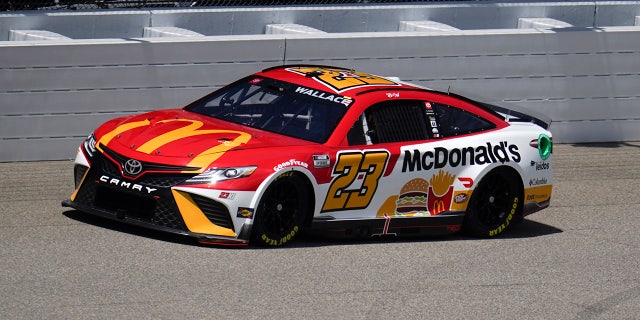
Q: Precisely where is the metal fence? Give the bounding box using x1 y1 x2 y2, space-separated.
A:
2 0 493 11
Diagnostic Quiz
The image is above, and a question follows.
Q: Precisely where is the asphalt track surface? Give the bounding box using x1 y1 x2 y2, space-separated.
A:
1 142 639 319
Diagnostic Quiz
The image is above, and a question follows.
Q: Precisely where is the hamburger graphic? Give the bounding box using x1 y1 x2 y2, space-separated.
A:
395 178 429 215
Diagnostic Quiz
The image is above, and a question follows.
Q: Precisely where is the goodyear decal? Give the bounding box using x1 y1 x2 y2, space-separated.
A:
287 67 399 93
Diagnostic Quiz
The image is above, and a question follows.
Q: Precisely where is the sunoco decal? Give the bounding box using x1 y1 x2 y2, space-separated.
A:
402 142 521 172
237 207 254 219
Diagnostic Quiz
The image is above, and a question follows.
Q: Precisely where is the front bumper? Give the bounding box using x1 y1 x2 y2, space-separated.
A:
62 198 250 246
63 151 251 246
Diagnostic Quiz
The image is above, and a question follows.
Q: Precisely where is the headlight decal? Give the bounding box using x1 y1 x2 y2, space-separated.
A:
82 133 97 158
183 166 257 185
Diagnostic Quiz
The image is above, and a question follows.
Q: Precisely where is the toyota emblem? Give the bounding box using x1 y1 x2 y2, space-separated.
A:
123 159 143 176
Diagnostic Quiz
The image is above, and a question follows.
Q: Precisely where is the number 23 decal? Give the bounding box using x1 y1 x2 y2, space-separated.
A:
322 150 390 212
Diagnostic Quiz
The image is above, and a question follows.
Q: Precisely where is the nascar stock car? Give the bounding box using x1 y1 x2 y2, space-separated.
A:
62 65 553 247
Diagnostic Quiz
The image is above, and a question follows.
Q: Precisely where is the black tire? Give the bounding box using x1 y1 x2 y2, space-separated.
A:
463 167 523 237
251 173 309 247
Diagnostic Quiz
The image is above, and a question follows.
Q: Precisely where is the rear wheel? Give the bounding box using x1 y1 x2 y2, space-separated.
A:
251 174 309 247
463 167 523 237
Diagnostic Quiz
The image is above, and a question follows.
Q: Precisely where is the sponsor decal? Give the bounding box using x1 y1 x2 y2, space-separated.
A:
401 141 521 172
99 175 157 194
386 92 400 98
529 177 548 187
287 67 399 93
313 154 331 168
425 102 438 138
530 160 551 171
427 170 455 215
454 193 469 204
525 185 552 203
294 86 353 107
237 207 254 219
273 159 309 172
219 192 235 200
458 177 474 188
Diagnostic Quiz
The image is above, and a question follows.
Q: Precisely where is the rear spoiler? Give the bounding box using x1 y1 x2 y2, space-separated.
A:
478 101 552 130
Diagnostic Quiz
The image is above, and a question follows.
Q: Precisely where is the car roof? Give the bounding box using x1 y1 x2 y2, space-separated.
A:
257 64 419 96
256 64 508 125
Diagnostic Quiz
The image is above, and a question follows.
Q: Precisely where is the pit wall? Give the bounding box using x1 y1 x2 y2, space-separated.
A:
1 1 639 161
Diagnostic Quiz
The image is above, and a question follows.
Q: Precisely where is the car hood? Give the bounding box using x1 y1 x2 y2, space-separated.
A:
94 109 311 170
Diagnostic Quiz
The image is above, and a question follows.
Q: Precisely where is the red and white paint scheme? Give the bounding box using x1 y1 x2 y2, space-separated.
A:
63 65 553 246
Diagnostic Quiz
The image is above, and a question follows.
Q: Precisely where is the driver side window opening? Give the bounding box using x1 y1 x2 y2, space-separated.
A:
348 101 431 145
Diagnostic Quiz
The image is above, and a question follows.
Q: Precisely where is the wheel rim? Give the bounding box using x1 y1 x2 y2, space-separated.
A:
473 172 515 228
259 179 302 237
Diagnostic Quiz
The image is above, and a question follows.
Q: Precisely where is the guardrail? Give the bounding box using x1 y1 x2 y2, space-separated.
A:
1 2 640 161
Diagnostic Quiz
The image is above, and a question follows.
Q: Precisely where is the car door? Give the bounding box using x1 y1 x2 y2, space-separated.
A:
320 99 435 220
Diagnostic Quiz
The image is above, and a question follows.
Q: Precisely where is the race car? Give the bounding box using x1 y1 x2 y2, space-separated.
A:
62 65 553 247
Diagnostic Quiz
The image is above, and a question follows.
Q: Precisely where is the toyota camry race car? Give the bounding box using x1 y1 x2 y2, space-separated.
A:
62 65 553 246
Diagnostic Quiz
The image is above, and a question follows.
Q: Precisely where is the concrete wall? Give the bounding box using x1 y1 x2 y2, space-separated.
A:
1 1 640 161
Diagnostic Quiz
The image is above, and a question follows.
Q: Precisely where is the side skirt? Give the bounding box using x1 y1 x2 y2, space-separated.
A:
309 212 465 239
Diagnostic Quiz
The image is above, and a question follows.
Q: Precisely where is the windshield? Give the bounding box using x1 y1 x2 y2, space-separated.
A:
185 77 350 143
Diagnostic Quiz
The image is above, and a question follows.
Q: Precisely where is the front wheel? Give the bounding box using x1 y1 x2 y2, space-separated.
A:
463 168 523 237
251 174 309 247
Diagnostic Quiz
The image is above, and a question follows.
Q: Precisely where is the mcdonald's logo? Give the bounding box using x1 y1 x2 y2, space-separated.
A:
431 200 447 215
427 185 454 215
97 118 251 172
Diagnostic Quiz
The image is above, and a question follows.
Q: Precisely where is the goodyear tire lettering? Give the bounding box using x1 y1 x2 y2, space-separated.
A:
488 197 519 237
